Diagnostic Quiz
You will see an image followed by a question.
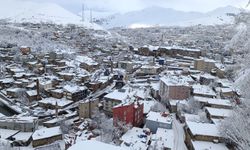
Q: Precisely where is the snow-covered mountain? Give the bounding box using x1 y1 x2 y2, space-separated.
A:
99 6 241 28
0 0 102 30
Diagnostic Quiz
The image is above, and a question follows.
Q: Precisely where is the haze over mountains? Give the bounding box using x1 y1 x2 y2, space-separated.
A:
0 0 242 29
96 6 241 28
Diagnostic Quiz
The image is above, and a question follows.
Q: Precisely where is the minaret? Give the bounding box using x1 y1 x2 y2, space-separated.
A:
110 56 113 73
36 79 40 101
55 101 59 118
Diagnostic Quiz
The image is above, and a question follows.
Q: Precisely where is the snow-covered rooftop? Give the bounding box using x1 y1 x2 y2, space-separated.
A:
160 75 192 86
186 121 220 137
151 128 174 149
32 126 62 140
39 97 73 107
12 132 33 142
104 88 135 102
146 111 173 124
192 140 228 150
0 128 19 139
193 96 232 108
26 90 38 96
205 107 232 118
63 85 87 93
75 56 98 66
192 84 216 97
120 127 149 150
69 140 126 150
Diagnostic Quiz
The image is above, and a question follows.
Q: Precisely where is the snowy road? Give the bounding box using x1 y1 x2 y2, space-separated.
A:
173 116 187 150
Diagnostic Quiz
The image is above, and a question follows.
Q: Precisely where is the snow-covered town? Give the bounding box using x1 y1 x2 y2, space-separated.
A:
0 0 250 150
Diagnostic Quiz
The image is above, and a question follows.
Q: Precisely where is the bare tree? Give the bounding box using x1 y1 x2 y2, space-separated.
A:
91 109 130 144
60 118 71 134
221 100 250 150
17 89 29 105
177 98 201 114
150 101 167 112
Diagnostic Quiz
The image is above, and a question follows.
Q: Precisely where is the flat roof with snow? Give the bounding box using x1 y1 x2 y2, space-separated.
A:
104 89 134 102
12 132 33 142
146 111 173 124
192 84 216 97
76 56 98 66
152 128 174 149
69 140 126 150
193 96 233 108
32 126 62 141
0 128 20 139
186 121 220 137
160 75 192 86
192 140 228 150
205 107 232 118
39 98 73 107
120 127 149 150
63 85 87 93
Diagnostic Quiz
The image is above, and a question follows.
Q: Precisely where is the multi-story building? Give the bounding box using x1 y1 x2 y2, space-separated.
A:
103 88 136 115
76 56 99 72
0 116 38 132
79 99 99 119
113 101 144 127
63 85 88 101
194 58 216 73
145 111 173 134
159 75 192 102
118 61 134 73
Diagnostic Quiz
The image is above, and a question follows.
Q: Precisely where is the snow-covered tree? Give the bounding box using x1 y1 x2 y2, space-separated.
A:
0 62 6 78
177 98 201 114
91 109 131 144
17 89 29 105
60 118 71 134
150 101 167 112
221 100 250 149
220 9 250 149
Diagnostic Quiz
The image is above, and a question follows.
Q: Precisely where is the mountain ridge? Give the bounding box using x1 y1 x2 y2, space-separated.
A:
96 5 241 28
0 0 102 30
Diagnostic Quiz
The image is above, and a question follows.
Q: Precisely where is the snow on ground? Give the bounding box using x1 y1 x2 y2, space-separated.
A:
172 116 188 150
0 0 102 30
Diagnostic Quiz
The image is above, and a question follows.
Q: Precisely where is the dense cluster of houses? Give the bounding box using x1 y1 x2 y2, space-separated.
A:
0 42 239 150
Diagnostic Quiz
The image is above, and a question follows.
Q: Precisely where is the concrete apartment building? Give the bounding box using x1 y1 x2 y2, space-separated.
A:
159 75 192 102
0 116 38 132
79 99 99 119
194 58 216 72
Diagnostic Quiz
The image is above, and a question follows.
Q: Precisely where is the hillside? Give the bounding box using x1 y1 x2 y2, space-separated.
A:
0 0 102 30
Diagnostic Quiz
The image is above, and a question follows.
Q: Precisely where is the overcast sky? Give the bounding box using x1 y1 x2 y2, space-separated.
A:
27 0 249 13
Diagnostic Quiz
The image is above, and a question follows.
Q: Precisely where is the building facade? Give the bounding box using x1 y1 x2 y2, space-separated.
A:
113 102 144 127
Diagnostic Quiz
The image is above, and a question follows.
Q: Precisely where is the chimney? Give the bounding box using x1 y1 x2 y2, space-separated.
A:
36 79 40 100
